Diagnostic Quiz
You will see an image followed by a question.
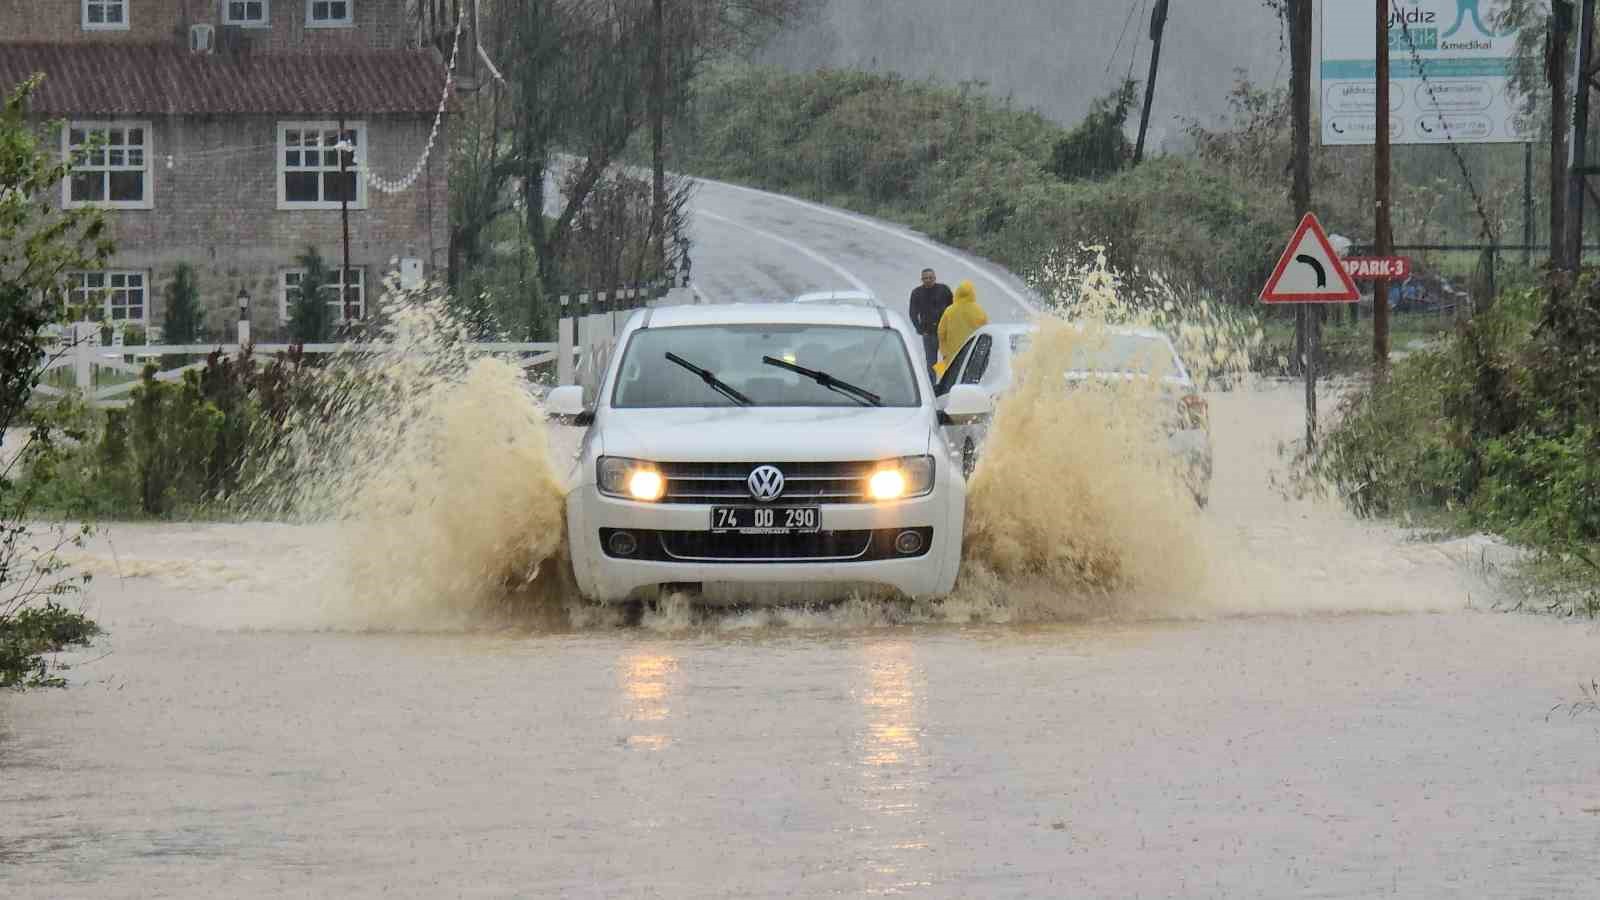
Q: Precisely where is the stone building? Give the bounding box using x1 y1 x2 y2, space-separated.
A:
0 0 453 340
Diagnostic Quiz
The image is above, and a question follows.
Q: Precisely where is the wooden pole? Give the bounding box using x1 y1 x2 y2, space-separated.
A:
1567 0 1595 266
1291 0 1316 447
650 0 667 275
1551 3 1572 269
1374 0 1393 378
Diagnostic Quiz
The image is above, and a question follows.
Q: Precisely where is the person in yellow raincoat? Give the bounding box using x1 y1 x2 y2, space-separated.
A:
933 280 988 379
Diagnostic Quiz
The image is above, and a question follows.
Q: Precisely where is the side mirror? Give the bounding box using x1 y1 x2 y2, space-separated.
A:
544 384 593 425
939 384 993 423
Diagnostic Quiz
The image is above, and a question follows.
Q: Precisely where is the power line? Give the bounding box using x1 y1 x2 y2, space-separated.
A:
1103 1 1142 89
1125 0 1151 87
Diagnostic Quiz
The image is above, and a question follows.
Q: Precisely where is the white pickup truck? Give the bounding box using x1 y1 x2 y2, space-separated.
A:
545 302 991 605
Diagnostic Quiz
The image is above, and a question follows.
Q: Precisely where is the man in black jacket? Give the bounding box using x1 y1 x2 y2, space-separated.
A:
908 268 953 378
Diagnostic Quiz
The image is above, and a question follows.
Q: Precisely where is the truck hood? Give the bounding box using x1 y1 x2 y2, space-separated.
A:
596 406 933 462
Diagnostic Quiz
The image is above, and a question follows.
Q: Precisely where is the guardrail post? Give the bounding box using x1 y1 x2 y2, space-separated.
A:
557 316 574 385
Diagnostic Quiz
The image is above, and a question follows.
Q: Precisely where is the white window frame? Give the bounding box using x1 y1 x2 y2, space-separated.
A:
223 0 271 27
67 271 149 324
82 0 129 30
277 121 367 211
279 267 366 323
305 0 353 27
62 121 154 210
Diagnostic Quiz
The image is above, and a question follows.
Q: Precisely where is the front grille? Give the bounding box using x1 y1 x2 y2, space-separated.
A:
657 461 876 505
599 528 933 564
661 530 873 561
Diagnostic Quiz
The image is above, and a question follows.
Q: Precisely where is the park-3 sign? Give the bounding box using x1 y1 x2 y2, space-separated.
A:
1260 213 1362 304
1321 0 1529 146
1342 256 1413 280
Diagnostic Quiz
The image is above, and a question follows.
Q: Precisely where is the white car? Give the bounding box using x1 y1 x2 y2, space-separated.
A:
546 303 991 605
934 322 1214 507
789 289 881 308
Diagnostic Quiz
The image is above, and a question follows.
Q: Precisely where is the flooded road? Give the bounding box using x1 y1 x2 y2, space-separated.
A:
4 385 1599 898
5 181 1598 896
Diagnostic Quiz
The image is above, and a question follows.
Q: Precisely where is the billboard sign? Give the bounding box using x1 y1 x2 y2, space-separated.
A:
1321 0 1530 145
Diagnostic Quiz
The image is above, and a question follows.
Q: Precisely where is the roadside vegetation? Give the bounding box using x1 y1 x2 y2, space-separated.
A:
2 78 107 687
1308 274 1600 616
671 64 1537 374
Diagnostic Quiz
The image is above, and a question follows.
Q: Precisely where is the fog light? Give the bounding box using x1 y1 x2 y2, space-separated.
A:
893 530 924 555
608 530 640 557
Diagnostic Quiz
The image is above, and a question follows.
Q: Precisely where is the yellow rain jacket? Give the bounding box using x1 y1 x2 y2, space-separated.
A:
933 280 988 377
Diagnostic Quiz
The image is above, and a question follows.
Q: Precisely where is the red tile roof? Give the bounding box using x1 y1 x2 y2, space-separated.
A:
0 43 449 116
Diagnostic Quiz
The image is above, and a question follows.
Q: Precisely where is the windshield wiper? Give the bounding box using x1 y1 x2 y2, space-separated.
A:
665 352 752 406
762 356 882 407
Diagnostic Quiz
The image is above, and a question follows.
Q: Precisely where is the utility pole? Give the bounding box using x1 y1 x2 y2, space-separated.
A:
1374 0 1393 378
1290 0 1315 447
1133 0 1170 165
1550 1 1572 269
1567 0 1595 267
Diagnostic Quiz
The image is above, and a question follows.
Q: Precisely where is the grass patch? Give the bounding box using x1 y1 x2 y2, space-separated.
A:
0 602 100 689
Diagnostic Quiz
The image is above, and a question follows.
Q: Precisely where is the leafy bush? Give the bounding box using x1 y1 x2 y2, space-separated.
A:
25 347 317 518
1314 276 1600 589
0 602 100 689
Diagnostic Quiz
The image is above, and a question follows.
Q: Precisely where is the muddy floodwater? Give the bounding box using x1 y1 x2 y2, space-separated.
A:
4 384 1598 898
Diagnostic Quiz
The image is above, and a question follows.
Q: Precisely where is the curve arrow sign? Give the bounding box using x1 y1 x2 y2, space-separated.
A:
1260 213 1361 304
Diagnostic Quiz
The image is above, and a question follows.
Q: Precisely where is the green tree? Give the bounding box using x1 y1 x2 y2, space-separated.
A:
162 262 205 343
1049 80 1138 181
287 246 332 344
0 75 108 688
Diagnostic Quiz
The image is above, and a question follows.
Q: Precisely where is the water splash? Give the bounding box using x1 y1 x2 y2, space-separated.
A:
248 284 572 630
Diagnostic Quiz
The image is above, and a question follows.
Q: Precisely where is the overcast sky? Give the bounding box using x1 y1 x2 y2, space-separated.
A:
758 0 1289 147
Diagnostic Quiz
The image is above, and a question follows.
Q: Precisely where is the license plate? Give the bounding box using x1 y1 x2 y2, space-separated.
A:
710 506 821 534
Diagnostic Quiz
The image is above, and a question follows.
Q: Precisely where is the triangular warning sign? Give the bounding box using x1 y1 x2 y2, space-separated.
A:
1260 213 1361 304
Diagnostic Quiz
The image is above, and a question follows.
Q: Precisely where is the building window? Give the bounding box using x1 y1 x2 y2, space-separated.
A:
82 0 128 29
68 271 147 323
306 0 351 26
277 122 366 210
280 267 365 322
224 0 269 26
64 123 152 209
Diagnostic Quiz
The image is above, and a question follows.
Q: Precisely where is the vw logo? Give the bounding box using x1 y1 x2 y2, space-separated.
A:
747 465 786 502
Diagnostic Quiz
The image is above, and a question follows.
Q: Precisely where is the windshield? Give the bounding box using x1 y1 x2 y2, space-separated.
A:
1011 333 1181 378
612 324 919 408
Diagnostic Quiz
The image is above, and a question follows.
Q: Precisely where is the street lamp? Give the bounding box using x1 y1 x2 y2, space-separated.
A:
237 287 251 347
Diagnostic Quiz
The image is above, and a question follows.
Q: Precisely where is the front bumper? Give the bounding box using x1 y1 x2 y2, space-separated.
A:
566 486 964 603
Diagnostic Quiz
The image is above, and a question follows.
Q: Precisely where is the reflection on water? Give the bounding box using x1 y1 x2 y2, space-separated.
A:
855 641 934 894
619 650 678 750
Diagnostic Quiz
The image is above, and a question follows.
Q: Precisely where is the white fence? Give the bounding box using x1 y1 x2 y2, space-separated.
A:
34 313 631 408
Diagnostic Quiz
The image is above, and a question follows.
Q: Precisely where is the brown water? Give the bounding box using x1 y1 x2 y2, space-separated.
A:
4 379 1597 897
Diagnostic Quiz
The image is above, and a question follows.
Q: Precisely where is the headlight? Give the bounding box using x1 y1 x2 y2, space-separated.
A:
867 455 935 501
599 456 666 502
